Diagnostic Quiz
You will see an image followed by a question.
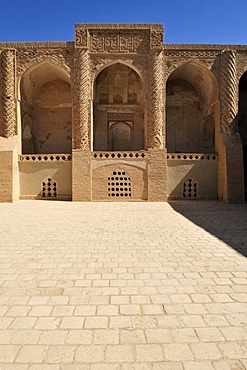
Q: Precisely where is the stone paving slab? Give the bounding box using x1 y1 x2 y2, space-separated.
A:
0 200 246 369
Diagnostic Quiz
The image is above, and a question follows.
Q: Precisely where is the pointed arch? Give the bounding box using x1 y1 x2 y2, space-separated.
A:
19 62 72 154
93 62 145 151
92 59 144 91
166 61 219 153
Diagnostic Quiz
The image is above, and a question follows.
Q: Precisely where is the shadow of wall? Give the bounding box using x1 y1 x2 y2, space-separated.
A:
170 201 247 257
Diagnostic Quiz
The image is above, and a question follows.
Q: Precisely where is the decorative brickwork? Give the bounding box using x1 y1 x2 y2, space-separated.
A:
91 31 150 54
220 50 238 132
148 50 164 148
108 113 134 122
0 49 16 137
167 153 218 160
75 24 164 53
75 29 88 48
19 154 71 162
0 23 247 203
73 49 90 149
16 47 73 79
93 151 146 159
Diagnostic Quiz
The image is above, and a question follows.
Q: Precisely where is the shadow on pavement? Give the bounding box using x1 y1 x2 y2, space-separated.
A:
169 201 247 258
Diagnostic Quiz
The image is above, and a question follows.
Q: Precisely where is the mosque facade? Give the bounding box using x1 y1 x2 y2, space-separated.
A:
0 24 246 202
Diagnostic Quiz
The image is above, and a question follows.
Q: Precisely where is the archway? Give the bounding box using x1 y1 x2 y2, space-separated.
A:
166 62 218 153
20 62 72 154
93 63 144 151
239 71 247 200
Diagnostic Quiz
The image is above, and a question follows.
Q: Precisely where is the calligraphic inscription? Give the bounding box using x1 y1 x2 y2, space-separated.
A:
90 31 149 53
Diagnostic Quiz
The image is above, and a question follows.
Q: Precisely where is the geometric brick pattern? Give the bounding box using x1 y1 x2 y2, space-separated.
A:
1 49 16 137
220 50 237 133
148 50 164 149
0 201 247 367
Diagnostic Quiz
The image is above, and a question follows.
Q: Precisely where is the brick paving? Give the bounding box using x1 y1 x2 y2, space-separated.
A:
0 200 247 369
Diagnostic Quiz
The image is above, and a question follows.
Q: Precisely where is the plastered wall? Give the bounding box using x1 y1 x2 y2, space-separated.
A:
92 161 147 200
19 161 72 199
167 159 218 200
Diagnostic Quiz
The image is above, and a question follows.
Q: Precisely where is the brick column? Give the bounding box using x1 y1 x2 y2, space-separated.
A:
0 49 16 138
73 48 90 150
0 50 19 202
219 50 245 203
147 48 167 201
72 48 92 201
148 49 164 149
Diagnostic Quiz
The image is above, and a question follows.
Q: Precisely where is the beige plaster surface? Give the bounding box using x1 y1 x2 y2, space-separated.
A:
0 200 247 368
167 159 218 199
19 161 72 199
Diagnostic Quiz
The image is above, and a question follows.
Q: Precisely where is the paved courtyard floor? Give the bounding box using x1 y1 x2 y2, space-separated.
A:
0 200 247 370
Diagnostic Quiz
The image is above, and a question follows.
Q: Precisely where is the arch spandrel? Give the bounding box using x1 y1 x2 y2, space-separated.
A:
17 51 72 85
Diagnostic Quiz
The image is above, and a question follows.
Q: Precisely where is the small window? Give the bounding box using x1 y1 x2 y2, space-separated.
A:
108 171 131 198
42 178 57 198
183 178 198 199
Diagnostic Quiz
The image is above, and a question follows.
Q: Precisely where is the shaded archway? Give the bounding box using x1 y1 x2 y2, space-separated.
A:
93 62 144 151
109 121 132 151
238 71 247 200
20 62 72 154
166 62 218 153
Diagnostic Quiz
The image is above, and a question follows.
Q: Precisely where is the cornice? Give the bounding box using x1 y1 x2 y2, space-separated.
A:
0 41 74 49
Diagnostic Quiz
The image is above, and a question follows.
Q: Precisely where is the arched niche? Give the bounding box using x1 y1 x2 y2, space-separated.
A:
238 71 247 200
20 62 72 154
166 62 218 153
93 62 144 151
109 121 132 151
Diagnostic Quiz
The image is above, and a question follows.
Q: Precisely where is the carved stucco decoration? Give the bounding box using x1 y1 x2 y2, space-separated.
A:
148 50 164 149
75 29 88 48
90 31 150 54
75 24 164 53
90 57 149 106
108 113 134 121
151 29 164 49
16 48 73 79
220 50 238 133
91 56 148 80
73 49 90 150
0 49 16 137
165 50 220 75
236 51 247 81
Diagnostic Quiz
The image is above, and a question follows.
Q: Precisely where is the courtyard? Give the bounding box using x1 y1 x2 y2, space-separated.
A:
0 200 246 369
